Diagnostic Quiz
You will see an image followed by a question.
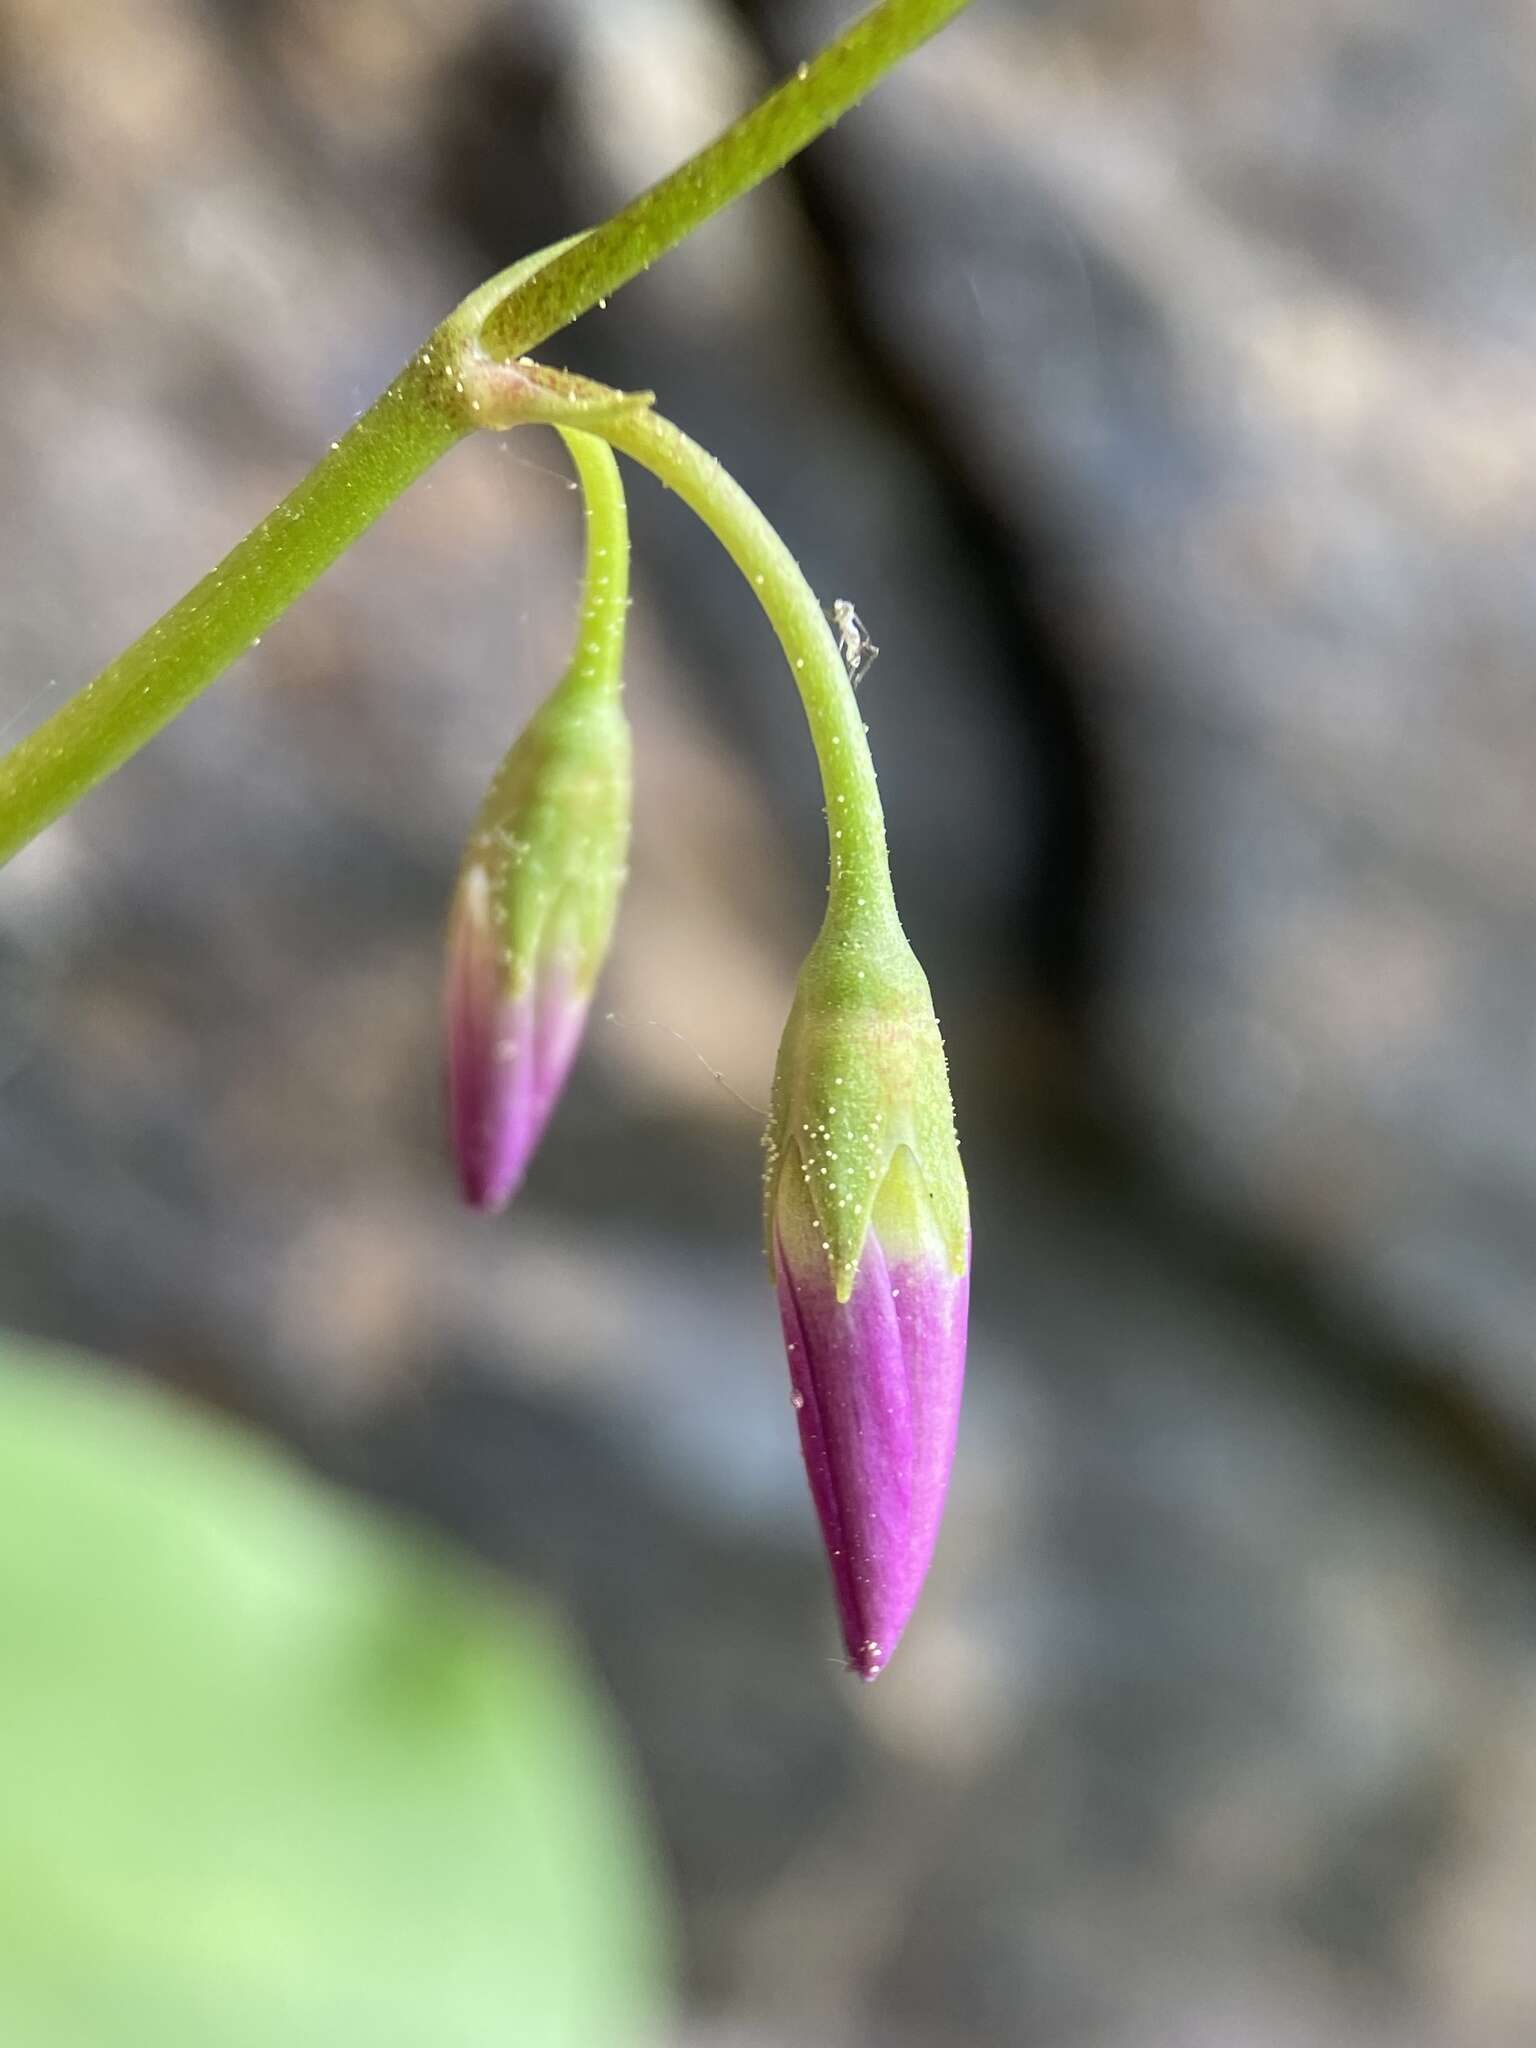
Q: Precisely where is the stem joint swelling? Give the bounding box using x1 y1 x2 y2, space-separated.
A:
453 348 655 435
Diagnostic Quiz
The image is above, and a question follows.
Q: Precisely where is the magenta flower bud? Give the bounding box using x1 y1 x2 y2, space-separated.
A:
765 915 970 1681
445 848 613 1209
445 428 630 1212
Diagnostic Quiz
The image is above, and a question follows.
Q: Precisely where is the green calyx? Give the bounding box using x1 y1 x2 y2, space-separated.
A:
463 688 631 999
765 898 969 1303
460 428 631 998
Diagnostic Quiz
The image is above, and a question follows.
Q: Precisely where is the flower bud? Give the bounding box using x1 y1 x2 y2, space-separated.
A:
445 685 631 1211
764 912 970 1680
445 427 630 1212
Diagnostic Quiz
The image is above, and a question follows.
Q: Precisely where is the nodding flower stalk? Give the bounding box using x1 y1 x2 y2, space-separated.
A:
599 413 969 1683
459 351 972 1678
444 426 631 1211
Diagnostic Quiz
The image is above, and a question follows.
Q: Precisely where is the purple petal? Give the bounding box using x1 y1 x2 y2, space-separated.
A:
774 1217 969 1681
444 868 590 1212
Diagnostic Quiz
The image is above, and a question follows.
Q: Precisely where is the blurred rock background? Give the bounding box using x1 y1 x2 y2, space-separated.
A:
4 0 1536 2042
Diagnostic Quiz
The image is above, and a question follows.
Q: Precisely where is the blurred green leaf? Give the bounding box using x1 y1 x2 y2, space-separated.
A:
0 1341 667 2047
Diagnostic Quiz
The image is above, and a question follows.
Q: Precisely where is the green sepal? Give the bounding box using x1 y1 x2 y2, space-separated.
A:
464 684 631 1000
764 901 968 1302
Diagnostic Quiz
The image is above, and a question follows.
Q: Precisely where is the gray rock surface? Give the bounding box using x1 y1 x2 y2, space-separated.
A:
4 2 1536 2042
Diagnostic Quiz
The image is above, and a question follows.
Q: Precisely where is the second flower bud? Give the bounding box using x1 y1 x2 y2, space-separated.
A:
445 428 631 1212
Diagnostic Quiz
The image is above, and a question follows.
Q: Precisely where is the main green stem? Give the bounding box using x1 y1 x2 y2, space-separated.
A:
0 357 466 866
0 0 972 869
480 0 973 361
